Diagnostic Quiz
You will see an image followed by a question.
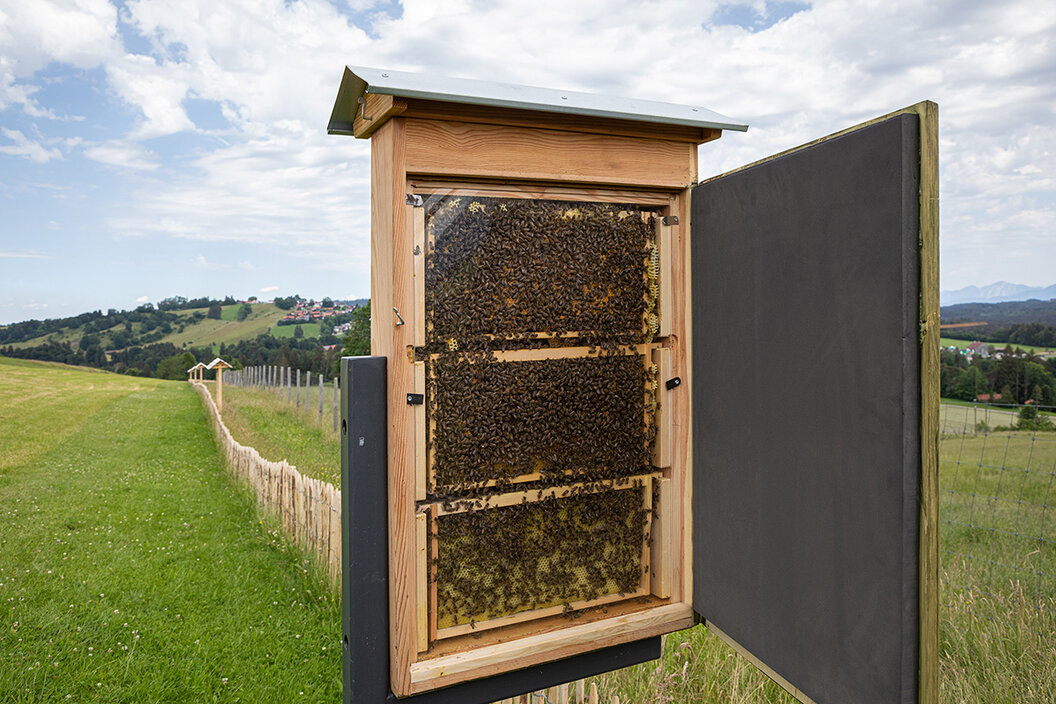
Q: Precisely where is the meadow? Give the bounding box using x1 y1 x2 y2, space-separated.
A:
3 356 1053 702
218 381 1056 702
0 357 341 702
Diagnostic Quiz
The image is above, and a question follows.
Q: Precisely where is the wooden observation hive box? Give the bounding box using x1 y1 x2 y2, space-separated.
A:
330 67 939 704
330 66 742 696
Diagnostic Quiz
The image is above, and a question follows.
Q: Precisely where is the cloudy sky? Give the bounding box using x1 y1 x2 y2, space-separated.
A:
1 0 1053 324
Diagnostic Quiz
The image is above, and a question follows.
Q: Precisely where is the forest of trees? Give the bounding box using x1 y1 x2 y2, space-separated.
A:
940 346 1056 406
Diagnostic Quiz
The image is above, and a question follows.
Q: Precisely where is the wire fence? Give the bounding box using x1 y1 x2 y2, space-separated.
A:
939 400 1056 618
228 364 340 432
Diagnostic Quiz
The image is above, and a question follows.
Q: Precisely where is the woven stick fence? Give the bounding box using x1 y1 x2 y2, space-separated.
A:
192 381 342 584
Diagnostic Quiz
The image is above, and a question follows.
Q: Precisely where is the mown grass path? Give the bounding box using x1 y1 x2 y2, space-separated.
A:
0 360 340 702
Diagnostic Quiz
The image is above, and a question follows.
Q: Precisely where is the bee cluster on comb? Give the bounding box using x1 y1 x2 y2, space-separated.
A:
418 194 662 638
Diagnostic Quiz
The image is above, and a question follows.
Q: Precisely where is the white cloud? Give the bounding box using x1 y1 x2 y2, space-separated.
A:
135 295 150 303
0 0 120 115
23 302 48 310
192 254 227 269
0 128 62 163
260 285 279 293
82 140 159 170
3 0 1056 294
0 250 48 258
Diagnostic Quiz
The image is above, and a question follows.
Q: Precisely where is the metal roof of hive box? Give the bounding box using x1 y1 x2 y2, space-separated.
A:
328 66 748 137
205 357 232 370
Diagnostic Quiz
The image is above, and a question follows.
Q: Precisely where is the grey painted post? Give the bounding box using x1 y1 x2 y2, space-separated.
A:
318 372 324 421
287 367 292 402
332 377 339 432
306 371 312 411
296 369 301 407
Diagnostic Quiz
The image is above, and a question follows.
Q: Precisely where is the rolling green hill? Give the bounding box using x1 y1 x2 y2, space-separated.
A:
5 303 320 352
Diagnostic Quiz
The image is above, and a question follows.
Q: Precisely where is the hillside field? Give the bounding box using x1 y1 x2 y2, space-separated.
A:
6 303 321 353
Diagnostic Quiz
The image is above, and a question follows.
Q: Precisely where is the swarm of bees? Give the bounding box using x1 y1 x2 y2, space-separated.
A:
435 487 651 628
431 354 650 488
420 195 661 628
424 196 656 351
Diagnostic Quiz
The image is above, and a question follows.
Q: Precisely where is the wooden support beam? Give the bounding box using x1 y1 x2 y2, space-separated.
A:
414 360 426 502
650 477 672 599
416 512 429 653
657 218 674 338
413 202 426 347
652 347 672 469
405 119 697 189
432 473 657 517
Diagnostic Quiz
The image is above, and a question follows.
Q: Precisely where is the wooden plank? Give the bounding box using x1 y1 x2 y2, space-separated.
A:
433 473 656 517
371 117 417 697
416 513 429 653
404 119 697 189
428 505 438 644
435 343 656 364
414 361 426 502
435 582 648 640
652 347 672 469
407 602 693 691
657 218 673 338
408 178 674 206
705 621 819 704
650 477 672 599
413 203 426 347
917 100 940 704
353 93 407 139
400 97 715 144
672 189 689 606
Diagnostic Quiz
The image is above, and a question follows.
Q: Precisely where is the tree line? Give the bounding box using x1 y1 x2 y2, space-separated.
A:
941 346 1056 406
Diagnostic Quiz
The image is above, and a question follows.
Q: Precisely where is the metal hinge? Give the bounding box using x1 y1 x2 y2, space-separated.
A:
406 393 424 406
406 193 423 207
666 376 682 390
662 215 679 226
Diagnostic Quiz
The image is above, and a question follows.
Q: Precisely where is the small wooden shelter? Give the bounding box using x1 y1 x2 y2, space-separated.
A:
205 357 233 412
186 362 207 382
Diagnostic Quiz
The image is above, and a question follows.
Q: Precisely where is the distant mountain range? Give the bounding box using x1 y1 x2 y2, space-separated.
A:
941 281 1056 306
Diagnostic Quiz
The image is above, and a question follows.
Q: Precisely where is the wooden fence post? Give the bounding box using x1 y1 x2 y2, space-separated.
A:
318 373 324 421
306 371 312 412
332 377 339 432
296 369 301 407
286 367 292 402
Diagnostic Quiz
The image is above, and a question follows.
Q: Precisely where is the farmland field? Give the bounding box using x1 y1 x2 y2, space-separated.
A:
0 357 340 702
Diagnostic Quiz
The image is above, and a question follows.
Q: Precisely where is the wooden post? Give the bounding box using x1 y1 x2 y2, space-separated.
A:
318 373 324 421
216 366 224 413
333 377 339 432
296 369 301 407
306 371 312 411
287 367 292 402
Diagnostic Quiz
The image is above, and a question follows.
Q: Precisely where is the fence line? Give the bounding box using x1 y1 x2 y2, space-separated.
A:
191 381 342 585
939 400 1056 626
228 364 341 432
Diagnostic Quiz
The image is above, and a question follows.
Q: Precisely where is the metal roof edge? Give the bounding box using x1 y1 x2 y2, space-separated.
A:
329 65 748 134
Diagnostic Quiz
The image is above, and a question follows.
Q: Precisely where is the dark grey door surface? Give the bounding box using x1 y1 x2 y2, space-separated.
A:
691 111 930 704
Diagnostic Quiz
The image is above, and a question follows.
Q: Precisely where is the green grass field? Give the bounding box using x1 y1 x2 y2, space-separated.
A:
157 304 287 348
4 356 1054 702
217 386 1056 702
0 357 340 702
211 382 340 484
271 323 321 339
